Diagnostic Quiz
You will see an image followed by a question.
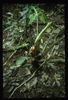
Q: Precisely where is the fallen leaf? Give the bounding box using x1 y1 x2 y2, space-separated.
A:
54 73 61 87
56 80 60 87
24 77 37 89
25 67 31 75
30 77 37 87
20 87 28 93
46 28 51 33
41 39 43 43
40 73 48 82
54 28 60 33
42 73 48 80
3 83 7 88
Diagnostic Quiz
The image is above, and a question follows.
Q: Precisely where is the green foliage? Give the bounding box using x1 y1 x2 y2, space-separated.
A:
28 6 46 25
29 13 36 24
20 5 46 28
6 21 11 25
7 12 13 20
16 56 25 66
46 62 54 68
19 49 22 53
3 23 14 33
40 13 46 24
20 4 29 22
3 43 6 48
23 64 31 67
3 4 51 53
20 9 28 16
10 65 15 70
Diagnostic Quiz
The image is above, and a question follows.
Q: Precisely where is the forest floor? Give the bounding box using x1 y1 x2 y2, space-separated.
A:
3 4 65 98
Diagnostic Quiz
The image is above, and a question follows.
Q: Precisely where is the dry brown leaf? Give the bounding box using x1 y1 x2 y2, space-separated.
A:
40 73 48 82
46 28 51 33
54 28 60 33
41 39 43 43
25 67 31 75
24 77 37 89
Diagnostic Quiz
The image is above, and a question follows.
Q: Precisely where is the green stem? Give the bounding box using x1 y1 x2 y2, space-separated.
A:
31 6 38 37
34 22 52 44
34 22 52 53
48 58 65 63
39 58 65 63
37 15 38 37
3 43 29 51
41 35 65 57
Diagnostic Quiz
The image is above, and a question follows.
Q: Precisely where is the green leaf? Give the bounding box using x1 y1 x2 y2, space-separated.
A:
46 62 54 68
29 13 36 24
20 9 28 17
40 13 46 24
16 56 25 66
6 21 11 25
10 65 15 70
40 16 45 24
7 12 13 15
46 62 50 68
23 64 31 67
19 49 22 53
7 12 13 19
3 43 6 48
43 13 46 19
3 23 14 32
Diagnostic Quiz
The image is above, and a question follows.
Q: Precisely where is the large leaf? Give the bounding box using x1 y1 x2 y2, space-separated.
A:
16 56 25 66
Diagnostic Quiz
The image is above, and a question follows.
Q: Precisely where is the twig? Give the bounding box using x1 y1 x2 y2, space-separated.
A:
3 50 17 66
9 61 45 98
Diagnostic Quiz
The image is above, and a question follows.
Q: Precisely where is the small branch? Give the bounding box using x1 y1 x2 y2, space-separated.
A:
9 61 45 98
3 50 17 66
3 43 29 51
